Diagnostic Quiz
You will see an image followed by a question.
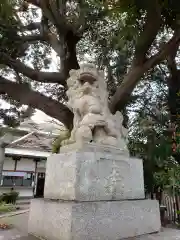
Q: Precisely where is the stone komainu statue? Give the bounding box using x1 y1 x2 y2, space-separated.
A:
62 64 128 151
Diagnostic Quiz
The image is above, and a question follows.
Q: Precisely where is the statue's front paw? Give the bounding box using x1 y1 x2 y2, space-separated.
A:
61 139 74 146
97 137 117 146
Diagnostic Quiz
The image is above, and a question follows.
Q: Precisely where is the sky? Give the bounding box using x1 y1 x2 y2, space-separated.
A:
31 110 52 123
32 103 53 123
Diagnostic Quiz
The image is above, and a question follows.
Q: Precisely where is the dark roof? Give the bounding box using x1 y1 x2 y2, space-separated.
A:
8 132 54 152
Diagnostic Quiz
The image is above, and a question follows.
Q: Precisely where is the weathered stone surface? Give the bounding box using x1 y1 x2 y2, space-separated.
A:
130 157 145 199
28 199 161 240
62 64 128 151
60 141 129 155
44 148 145 201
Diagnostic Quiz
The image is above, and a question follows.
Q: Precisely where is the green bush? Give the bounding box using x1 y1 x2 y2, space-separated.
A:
177 210 180 215
0 191 19 204
0 203 16 213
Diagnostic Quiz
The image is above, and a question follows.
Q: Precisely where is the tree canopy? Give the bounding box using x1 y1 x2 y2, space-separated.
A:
0 0 180 197
0 0 179 129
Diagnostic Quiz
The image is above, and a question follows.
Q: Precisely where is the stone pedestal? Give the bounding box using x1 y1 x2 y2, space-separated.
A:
28 143 161 240
29 199 160 240
44 145 144 201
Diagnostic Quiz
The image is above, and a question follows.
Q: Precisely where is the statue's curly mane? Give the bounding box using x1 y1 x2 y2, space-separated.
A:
67 64 108 105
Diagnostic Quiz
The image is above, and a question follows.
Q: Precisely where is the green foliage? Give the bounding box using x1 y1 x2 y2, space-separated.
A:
0 202 17 213
0 1 21 56
177 210 180 215
107 0 180 28
153 159 180 194
0 0 16 22
0 191 19 204
52 130 70 153
128 89 180 195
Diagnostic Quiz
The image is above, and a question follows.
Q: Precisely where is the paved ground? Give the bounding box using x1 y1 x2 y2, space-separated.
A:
0 212 38 240
0 212 180 240
134 228 180 239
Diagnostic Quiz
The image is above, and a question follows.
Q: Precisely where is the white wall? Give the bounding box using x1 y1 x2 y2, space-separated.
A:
3 157 15 171
16 158 35 172
3 157 36 172
37 160 46 169
37 160 46 173
37 168 46 173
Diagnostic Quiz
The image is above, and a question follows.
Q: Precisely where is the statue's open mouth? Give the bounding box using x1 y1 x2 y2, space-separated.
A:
79 73 97 85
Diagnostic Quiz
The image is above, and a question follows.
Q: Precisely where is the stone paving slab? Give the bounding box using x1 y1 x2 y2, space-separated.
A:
0 230 38 240
17 199 31 205
11 229 180 240
0 212 180 240
127 228 180 240
14 236 39 240
0 229 26 240
17 237 38 240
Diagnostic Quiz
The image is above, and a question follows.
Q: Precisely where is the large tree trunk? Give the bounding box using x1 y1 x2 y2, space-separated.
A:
167 47 180 161
168 70 180 125
168 71 180 162
0 76 74 130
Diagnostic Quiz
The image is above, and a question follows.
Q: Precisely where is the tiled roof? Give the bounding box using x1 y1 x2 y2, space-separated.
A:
17 119 64 135
8 132 55 152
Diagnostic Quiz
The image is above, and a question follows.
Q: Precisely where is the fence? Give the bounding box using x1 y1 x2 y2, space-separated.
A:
146 192 180 223
161 193 180 223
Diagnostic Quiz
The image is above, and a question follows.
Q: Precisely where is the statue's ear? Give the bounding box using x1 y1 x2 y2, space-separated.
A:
69 69 76 76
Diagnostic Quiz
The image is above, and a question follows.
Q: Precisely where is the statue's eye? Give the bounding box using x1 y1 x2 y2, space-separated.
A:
80 79 85 84
89 80 93 85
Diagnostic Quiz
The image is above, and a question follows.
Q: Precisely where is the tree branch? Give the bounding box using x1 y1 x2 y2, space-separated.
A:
22 22 41 31
144 29 180 70
0 76 73 129
18 1 80 85
25 0 68 32
21 33 44 43
167 40 179 77
0 53 67 84
25 0 40 8
110 29 180 113
45 31 64 57
21 23 64 57
24 1 80 71
40 0 69 34
22 33 68 67
133 0 162 66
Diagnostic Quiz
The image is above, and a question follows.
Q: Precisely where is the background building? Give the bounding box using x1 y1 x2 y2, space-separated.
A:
0 119 61 198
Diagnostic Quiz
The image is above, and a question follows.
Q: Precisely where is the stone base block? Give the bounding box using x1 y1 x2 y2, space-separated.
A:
44 145 145 201
60 142 129 155
28 199 161 240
